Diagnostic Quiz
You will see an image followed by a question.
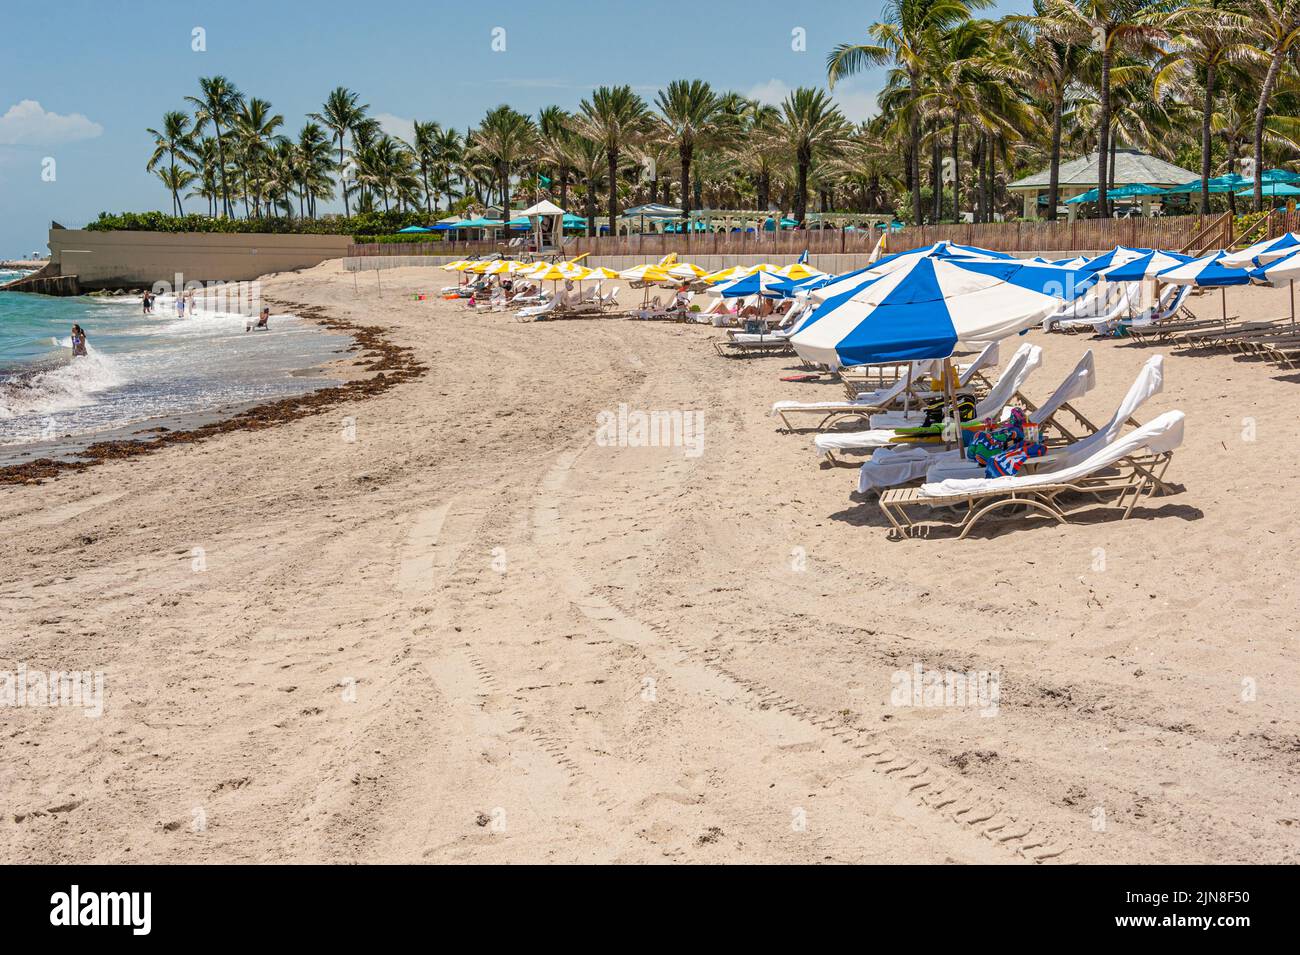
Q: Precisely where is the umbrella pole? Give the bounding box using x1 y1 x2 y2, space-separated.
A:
1291 279 1295 328
944 357 964 460
1221 287 1226 326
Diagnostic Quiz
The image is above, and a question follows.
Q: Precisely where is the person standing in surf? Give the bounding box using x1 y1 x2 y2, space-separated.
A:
70 324 88 357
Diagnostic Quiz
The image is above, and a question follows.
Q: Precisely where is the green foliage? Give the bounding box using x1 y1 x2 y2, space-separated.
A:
86 210 435 236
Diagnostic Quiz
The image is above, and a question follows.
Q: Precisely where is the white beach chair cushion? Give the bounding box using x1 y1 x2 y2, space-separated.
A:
858 349 1096 493
917 411 1184 499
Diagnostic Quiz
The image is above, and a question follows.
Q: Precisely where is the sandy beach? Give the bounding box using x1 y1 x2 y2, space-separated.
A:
2 260 1297 865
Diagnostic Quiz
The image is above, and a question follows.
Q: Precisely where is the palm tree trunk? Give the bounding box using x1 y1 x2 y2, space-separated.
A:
1098 43 1112 218
1200 63 1216 217
795 147 810 225
931 126 941 222
1047 91 1063 221
501 166 512 239
1253 49 1286 211
681 144 693 221
950 119 960 223
607 147 619 236
215 123 230 217
339 136 350 217
910 115 923 226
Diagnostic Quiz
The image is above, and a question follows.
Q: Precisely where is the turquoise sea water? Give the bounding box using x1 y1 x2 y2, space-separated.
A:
0 274 346 448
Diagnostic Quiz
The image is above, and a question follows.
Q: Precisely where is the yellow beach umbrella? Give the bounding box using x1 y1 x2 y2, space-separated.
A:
664 262 709 281
479 259 526 275
443 259 471 271
745 262 781 274
528 263 579 282
580 266 619 280
703 265 748 284
774 262 825 280
619 263 675 283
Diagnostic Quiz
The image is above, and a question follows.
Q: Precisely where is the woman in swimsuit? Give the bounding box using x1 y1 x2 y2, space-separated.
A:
70 324 88 357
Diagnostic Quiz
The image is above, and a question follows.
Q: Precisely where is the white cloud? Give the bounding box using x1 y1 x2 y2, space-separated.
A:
745 78 878 124
375 112 415 145
0 100 103 146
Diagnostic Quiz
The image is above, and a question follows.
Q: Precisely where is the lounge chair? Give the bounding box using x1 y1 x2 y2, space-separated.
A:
917 353 1167 489
876 410 1184 539
813 342 1043 462
1120 285 1193 337
517 295 561 322
1055 283 1137 334
770 359 944 432
855 349 1101 493
629 295 665 320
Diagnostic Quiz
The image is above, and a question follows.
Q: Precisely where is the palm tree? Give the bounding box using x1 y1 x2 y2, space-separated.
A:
829 0 984 226
1007 4 1086 219
1035 0 1167 218
411 120 442 214
654 80 727 222
472 105 537 233
233 98 284 217
565 135 607 236
294 122 334 218
1246 1 1300 209
575 85 651 235
157 167 198 215
146 111 197 215
185 75 242 217
1155 2 1258 214
310 87 368 217
537 106 574 209
777 88 847 224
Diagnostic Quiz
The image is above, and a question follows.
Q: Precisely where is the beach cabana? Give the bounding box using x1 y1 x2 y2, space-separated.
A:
1007 148 1199 220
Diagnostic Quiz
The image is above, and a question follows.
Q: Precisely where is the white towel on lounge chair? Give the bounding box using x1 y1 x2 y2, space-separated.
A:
920 353 1163 485
858 350 1097 493
1057 283 1137 331
770 359 940 417
867 342 1041 429
1124 285 1190 328
816 343 1042 455
916 410 1184 499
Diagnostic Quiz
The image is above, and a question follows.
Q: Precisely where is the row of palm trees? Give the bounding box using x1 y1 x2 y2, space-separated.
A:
148 1 1300 228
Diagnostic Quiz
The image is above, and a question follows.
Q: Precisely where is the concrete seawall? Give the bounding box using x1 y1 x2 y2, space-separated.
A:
2 229 354 295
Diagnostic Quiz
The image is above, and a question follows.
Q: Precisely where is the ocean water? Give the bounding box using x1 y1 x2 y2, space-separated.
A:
0 275 347 451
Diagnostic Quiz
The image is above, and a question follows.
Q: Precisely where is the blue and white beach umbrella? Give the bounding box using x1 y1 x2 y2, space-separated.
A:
790 256 1095 368
1077 246 1152 274
1100 250 1194 282
1159 250 1250 323
712 269 788 298
1221 232 1300 268
1248 248 1300 325
1155 251 1252 287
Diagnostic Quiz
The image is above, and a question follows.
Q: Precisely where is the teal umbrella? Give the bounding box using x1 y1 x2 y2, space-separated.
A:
1065 183 1164 203
1234 182 1300 197
1263 168 1300 183
397 225 433 233
1160 173 1249 194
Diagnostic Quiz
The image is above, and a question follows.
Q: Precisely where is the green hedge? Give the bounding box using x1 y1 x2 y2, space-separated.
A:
85 210 439 237
357 232 451 245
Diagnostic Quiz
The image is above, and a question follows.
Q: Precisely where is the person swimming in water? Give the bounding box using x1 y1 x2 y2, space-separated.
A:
70 324 88 357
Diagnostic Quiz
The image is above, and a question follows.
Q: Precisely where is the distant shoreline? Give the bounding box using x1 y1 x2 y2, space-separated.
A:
0 260 47 271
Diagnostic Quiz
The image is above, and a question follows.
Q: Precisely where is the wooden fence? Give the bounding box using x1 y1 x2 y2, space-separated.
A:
347 213 1233 260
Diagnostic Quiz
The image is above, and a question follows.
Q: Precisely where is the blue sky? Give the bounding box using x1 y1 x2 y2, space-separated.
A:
0 0 1030 257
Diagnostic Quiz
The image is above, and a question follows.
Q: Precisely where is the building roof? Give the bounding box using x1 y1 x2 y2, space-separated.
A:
1007 149 1200 191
